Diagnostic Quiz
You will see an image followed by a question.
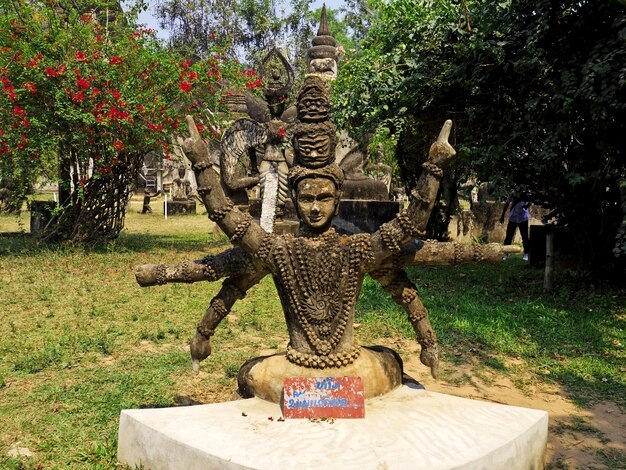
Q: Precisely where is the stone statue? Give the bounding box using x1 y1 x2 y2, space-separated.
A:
221 47 295 231
138 78 454 403
257 48 295 231
339 149 390 201
140 188 161 214
307 5 338 79
171 167 193 201
136 76 518 403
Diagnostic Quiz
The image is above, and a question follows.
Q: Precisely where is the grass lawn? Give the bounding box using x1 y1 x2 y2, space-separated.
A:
0 198 624 468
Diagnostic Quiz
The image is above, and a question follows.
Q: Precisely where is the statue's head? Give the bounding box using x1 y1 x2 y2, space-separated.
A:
178 167 186 178
260 47 294 120
297 75 330 122
293 121 337 168
289 164 344 231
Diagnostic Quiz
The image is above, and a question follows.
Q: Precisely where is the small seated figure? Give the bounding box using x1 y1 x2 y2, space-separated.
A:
166 167 196 215
171 167 193 201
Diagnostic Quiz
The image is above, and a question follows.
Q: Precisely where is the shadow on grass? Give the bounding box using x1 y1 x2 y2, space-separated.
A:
358 260 626 407
0 230 231 257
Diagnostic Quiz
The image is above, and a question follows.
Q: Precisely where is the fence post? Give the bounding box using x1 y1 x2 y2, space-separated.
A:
544 225 554 292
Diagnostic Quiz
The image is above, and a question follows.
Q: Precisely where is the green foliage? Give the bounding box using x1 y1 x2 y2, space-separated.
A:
156 0 316 70
333 0 626 272
0 0 251 241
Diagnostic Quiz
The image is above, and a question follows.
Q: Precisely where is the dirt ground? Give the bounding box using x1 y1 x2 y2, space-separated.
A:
386 338 626 470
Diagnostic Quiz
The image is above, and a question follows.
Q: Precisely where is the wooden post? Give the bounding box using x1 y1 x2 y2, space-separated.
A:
544 226 554 292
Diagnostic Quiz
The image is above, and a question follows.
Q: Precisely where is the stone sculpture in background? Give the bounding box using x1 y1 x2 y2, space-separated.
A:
171 167 193 201
221 47 295 232
165 167 196 215
307 5 338 79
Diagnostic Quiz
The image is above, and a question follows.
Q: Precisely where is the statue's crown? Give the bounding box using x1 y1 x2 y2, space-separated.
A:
288 163 345 190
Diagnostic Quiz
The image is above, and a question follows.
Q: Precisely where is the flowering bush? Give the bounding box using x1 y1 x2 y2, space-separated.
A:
0 1 259 240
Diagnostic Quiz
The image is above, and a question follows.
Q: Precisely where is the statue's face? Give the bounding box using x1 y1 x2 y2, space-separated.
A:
297 89 330 122
295 177 339 230
294 134 333 168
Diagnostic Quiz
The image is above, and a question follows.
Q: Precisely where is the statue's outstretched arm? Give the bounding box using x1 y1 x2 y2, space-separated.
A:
182 115 271 258
134 245 270 372
135 246 261 287
190 271 267 373
397 240 521 267
370 265 440 379
369 120 456 266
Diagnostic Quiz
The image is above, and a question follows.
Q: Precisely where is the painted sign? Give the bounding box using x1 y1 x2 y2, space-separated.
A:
282 377 365 419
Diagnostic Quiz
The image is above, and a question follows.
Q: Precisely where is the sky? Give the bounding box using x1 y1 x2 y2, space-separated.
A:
135 0 346 40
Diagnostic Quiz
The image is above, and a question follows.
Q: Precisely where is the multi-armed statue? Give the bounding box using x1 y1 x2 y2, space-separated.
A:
136 75 517 403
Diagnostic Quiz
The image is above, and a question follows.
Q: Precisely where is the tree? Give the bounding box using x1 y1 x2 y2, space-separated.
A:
155 0 315 70
333 0 625 273
0 0 250 242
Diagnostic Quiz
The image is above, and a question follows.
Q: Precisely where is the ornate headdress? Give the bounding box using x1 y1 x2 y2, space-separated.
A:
296 75 331 122
260 47 294 119
288 163 345 190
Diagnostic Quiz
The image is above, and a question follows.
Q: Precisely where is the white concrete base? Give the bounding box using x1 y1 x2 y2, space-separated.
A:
118 384 548 470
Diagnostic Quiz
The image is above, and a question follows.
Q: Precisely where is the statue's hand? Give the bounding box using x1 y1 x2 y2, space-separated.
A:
428 120 456 167
190 332 212 374
182 115 211 166
420 343 440 380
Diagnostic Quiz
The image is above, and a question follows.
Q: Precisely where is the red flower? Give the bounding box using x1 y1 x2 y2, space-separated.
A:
1 77 10 86
75 51 87 62
12 105 26 116
21 118 30 127
111 89 122 100
110 56 123 65
245 78 263 90
113 141 124 151
278 127 286 137
27 53 43 67
23 82 37 94
43 67 56 77
179 81 192 92
180 58 191 70
76 77 90 89
71 92 85 103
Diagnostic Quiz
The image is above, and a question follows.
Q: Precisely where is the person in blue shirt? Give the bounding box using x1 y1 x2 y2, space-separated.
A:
500 194 531 260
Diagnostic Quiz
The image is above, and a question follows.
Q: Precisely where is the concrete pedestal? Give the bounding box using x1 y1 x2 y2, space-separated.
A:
118 385 548 470
165 200 196 215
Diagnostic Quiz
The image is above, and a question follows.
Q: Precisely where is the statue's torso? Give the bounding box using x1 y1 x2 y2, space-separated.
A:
267 230 374 367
